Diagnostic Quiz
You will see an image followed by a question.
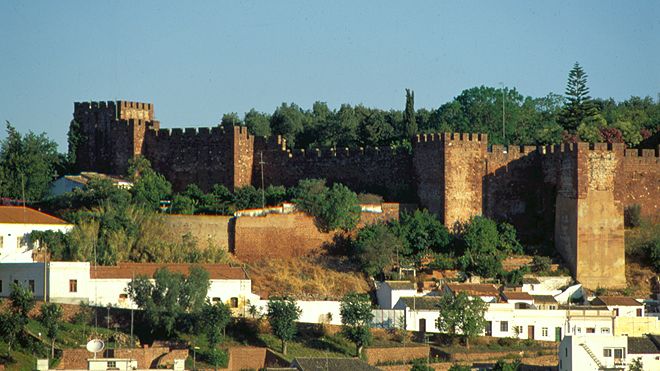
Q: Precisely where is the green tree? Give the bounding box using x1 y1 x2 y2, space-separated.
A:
0 122 60 201
457 217 522 278
340 293 374 357
447 364 471 371
628 357 643 371
125 265 210 334
220 112 242 127
410 359 433 371
39 302 64 357
0 282 37 358
492 358 521 371
351 223 400 277
126 156 172 210
266 297 302 355
435 291 487 348
390 209 451 268
270 102 307 148
403 89 417 138
293 179 361 232
559 62 599 132
244 108 272 137
66 119 86 173
201 300 232 348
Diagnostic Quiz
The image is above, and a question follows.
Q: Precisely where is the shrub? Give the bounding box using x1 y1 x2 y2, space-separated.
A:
498 337 518 347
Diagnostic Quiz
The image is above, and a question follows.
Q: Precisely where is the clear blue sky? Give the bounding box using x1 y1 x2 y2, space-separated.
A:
1 0 658 150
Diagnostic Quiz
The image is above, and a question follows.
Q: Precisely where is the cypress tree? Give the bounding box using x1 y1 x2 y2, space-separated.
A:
403 88 417 138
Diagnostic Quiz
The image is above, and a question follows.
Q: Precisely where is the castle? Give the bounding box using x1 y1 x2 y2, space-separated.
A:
73 101 660 289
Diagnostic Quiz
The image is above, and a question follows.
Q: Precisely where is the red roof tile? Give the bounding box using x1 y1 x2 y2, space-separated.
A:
446 283 499 296
593 296 642 307
91 263 247 280
501 291 534 301
0 206 70 225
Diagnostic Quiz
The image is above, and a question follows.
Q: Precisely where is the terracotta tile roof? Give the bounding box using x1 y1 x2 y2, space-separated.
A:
91 263 247 280
0 206 70 225
592 296 642 307
446 283 499 296
385 281 415 290
531 295 558 304
501 291 534 301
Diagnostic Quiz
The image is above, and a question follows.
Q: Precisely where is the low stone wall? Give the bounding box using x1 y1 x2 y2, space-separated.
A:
165 214 232 250
365 346 429 366
227 347 288 371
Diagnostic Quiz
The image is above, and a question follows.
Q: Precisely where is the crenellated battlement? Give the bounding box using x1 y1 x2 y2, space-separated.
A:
284 146 400 159
414 132 488 144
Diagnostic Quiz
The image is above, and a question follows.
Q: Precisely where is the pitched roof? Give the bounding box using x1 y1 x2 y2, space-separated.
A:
0 206 70 225
445 283 499 296
399 296 444 310
592 296 642 307
522 277 541 284
291 357 384 371
61 172 128 185
531 295 558 304
385 281 415 290
92 263 248 280
501 291 534 301
628 335 660 354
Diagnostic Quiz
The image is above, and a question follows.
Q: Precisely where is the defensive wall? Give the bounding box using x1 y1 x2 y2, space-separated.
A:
74 101 660 288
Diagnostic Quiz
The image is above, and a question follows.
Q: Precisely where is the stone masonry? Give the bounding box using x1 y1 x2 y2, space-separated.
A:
73 101 660 288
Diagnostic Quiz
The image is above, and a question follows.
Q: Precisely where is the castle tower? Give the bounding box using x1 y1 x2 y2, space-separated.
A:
73 101 159 175
553 143 626 289
413 133 487 228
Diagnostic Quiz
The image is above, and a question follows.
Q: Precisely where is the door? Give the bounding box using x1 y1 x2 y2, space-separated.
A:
555 327 562 341
528 325 534 340
419 318 426 333
485 321 492 336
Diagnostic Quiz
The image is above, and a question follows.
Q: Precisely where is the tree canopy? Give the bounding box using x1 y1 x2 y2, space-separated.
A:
125 265 211 335
266 297 302 355
0 122 59 201
435 291 488 348
293 179 362 232
340 293 374 356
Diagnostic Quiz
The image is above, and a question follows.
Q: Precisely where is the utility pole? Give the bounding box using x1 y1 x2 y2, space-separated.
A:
260 152 265 210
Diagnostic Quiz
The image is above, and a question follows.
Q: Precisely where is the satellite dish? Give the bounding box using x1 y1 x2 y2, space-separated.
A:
86 339 105 353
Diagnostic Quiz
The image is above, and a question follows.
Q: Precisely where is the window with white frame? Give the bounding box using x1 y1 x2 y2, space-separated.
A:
601 327 611 334
500 321 508 332
542 327 548 337
604 349 612 357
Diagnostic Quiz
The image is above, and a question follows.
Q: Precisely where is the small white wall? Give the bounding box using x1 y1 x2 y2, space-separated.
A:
376 282 418 310
559 335 628 371
48 262 90 304
0 263 46 300
252 299 343 326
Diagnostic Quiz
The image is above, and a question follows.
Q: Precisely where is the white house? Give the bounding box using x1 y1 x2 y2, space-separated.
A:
49 172 131 198
376 281 418 310
0 206 73 263
559 335 629 370
591 296 644 318
0 261 258 310
501 291 534 309
393 296 443 333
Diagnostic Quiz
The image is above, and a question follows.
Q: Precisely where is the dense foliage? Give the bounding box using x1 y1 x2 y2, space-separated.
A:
339 293 374 356
293 179 362 232
266 297 302 355
435 291 488 348
125 265 211 335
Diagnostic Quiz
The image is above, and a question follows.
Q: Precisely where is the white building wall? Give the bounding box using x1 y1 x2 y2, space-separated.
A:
252 299 343 326
48 262 90 304
0 223 73 263
0 262 45 300
558 335 628 371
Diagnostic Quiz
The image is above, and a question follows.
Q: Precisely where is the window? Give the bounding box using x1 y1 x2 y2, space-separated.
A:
29 280 35 293
637 308 642 317
542 327 548 337
549 305 556 310
614 308 619 316
514 325 523 335
107 361 116 368
500 321 508 332
0 235 3 248
0 279 2 293
230 297 239 308
586 327 595 333
69 280 77 293
119 293 127 299
601 327 611 334
604 349 612 357
614 349 624 358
